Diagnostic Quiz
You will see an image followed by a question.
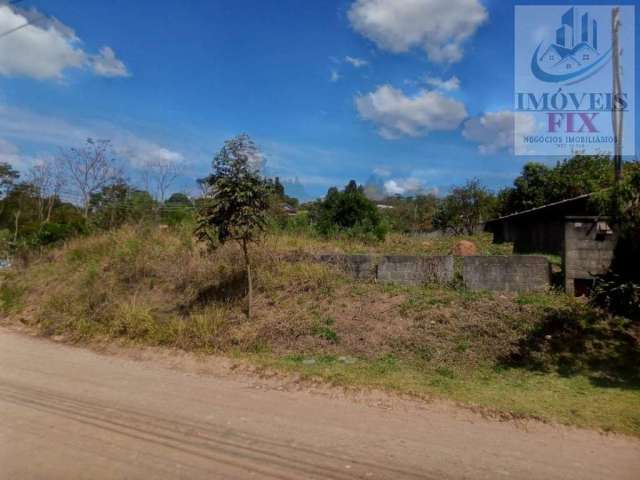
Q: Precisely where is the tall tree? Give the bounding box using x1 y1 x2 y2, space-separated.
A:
141 158 180 203
27 158 65 223
195 134 269 319
0 162 20 220
380 194 438 233
499 155 615 215
59 138 121 218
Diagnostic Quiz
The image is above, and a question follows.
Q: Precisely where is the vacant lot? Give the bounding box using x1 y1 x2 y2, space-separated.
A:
1 224 638 435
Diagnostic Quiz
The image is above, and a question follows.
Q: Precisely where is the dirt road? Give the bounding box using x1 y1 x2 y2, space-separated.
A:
1 328 638 479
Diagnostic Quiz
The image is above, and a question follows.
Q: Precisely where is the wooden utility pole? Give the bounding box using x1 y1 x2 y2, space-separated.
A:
611 7 623 184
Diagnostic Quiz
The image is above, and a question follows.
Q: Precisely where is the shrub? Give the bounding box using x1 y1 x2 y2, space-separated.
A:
506 303 640 380
591 162 640 321
34 222 85 246
313 180 386 241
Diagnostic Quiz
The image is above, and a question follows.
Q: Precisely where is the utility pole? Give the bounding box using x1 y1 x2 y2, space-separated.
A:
611 7 623 184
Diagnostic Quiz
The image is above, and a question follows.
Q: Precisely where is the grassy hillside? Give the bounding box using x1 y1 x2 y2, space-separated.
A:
1 224 638 435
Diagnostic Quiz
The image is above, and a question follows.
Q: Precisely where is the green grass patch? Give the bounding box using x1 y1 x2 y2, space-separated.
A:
516 291 573 309
249 353 640 436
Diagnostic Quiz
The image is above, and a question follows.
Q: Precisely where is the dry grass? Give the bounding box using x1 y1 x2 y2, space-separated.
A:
0 224 621 366
263 230 513 256
0 223 638 436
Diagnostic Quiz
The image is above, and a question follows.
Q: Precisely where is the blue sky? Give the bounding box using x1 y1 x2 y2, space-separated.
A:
0 0 638 200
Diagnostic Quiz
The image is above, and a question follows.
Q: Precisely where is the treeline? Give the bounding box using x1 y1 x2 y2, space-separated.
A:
0 138 194 256
304 154 627 238
0 137 302 258
0 134 635 257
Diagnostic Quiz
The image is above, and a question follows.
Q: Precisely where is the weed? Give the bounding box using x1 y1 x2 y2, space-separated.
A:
455 339 470 353
0 280 24 313
413 345 433 362
516 291 571 309
110 300 157 340
372 353 398 374
436 367 455 378
312 315 339 343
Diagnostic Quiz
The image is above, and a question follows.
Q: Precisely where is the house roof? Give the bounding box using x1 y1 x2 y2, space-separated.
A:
541 43 572 60
485 192 598 224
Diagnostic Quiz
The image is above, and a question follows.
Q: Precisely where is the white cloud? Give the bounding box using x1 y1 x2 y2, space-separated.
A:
330 69 341 82
244 149 265 172
0 138 30 170
345 56 369 68
424 75 460 91
0 105 184 170
90 46 130 78
383 177 426 195
355 85 467 139
114 137 184 169
262 141 352 189
0 105 88 145
462 111 536 154
0 5 128 79
373 167 391 177
348 0 488 63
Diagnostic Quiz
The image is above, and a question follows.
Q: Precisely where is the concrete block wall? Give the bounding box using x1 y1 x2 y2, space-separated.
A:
377 255 454 285
563 218 617 295
315 254 377 280
313 254 550 292
462 256 550 293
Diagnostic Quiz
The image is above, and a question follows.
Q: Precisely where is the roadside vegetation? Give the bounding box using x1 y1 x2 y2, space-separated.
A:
1 221 638 435
0 135 638 436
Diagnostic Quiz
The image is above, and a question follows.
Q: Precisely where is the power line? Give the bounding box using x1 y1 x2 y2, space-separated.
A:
0 12 47 40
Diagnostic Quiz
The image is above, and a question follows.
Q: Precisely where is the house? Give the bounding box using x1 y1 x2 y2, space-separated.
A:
553 54 581 72
484 193 617 296
572 42 598 63
539 44 571 68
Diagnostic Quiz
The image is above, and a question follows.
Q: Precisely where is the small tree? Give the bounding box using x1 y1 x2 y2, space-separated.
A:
195 134 269 319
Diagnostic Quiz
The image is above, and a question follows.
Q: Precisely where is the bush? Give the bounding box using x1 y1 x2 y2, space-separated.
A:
313 180 387 241
591 162 640 321
592 273 640 321
34 222 85 246
506 303 640 380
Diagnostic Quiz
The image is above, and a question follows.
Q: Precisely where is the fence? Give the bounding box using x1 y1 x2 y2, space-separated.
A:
312 254 550 293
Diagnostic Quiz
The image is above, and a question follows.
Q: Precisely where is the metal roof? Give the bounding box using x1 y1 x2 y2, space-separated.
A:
485 192 597 223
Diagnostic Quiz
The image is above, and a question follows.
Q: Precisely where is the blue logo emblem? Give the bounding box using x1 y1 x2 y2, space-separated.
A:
531 7 611 84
